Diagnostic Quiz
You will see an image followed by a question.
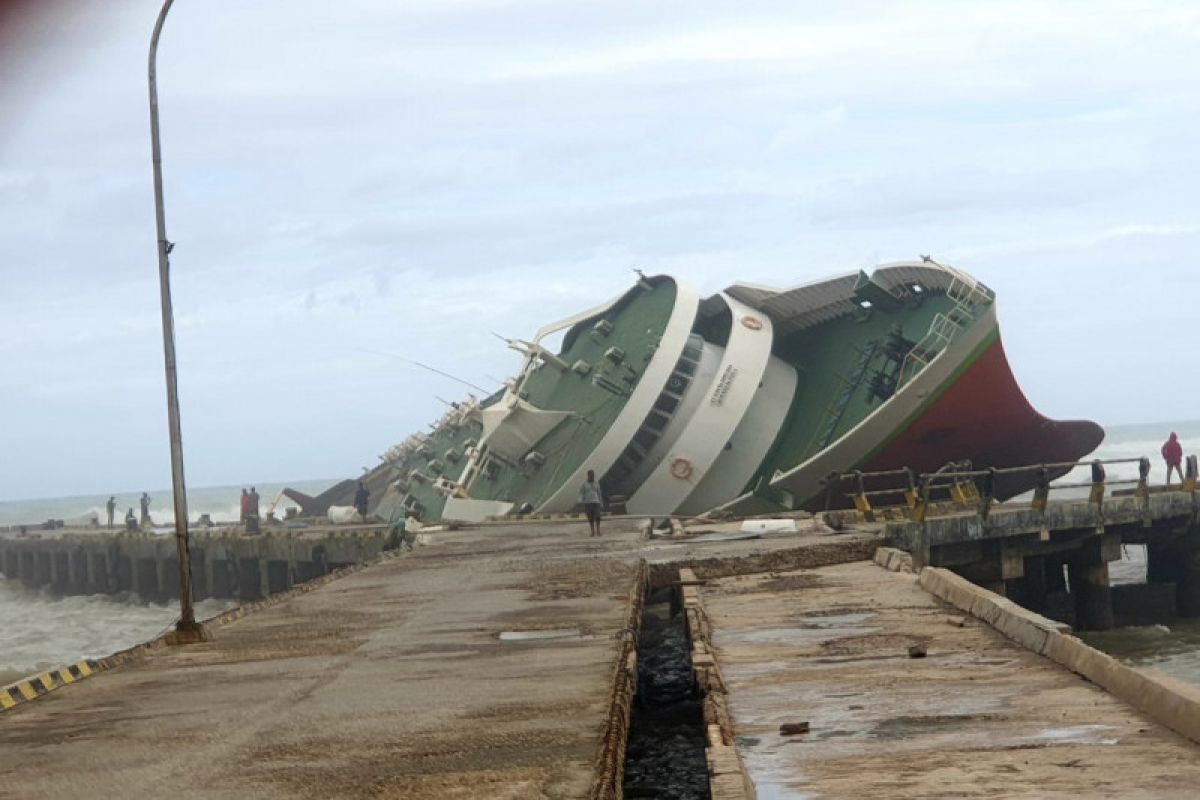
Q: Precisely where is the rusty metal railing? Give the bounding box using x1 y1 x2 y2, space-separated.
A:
822 454 1199 524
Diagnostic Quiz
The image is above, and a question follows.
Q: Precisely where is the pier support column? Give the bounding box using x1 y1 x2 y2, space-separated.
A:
190 551 208 600
1068 558 1115 631
1147 542 1179 584
89 553 110 594
69 549 89 594
35 552 52 586
51 552 70 592
1044 556 1068 595
1007 557 1048 613
1175 548 1200 618
238 558 263 602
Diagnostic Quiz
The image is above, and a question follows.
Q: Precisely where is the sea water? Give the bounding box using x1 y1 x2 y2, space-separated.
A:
0 478 333 683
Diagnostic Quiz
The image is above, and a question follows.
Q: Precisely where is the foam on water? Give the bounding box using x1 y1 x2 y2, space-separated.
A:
0 575 234 685
0 479 330 684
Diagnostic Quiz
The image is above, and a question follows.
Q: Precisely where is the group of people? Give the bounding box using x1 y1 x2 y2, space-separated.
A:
105 493 152 531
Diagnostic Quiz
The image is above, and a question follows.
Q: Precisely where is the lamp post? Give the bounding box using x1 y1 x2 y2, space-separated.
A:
149 0 203 642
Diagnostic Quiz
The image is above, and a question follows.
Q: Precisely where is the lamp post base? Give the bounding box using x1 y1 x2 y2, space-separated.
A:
165 621 209 645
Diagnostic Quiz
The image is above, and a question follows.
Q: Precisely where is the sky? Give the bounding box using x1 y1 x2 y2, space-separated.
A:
2 0 1199 501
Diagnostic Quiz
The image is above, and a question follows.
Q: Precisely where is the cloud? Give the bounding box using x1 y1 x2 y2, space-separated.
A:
2 0 1199 499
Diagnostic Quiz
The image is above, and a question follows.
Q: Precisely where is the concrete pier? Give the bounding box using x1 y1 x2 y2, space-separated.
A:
0 516 874 798
887 490 1200 630
0 526 394 603
701 560 1200 797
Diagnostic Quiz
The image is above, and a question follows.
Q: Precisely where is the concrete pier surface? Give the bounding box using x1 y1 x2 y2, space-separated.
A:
704 561 1200 798
0 516 872 799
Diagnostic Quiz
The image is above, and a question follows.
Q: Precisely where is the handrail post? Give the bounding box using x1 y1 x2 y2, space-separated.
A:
852 470 875 522
1030 465 1050 513
903 467 918 509
1031 465 1050 541
1136 456 1151 500
1137 456 1152 528
824 471 841 512
911 475 930 523
979 467 996 521
1089 459 1106 533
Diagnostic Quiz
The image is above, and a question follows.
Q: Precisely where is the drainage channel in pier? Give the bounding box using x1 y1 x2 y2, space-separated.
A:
623 586 711 800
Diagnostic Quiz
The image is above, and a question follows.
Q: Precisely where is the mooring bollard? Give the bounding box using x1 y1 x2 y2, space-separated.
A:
1185 455 1198 493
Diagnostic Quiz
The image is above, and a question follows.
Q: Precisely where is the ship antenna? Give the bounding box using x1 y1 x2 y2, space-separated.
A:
356 347 490 394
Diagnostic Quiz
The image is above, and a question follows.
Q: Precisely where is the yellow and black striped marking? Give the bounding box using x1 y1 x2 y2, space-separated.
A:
1 659 99 715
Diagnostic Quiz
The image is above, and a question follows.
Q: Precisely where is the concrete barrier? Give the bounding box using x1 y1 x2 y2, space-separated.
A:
1 660 100 714
679 568 757 800
917 565 1200 746
873 546 914 573
590 559 648 800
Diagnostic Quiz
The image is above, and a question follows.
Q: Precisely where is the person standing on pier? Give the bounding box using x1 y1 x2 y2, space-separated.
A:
106 496 116 529
240 489 250 522
1163 432 1184 487
579 470 605 537
139 493 151 527
249 487 260 520
125 507 138 532
354 481 370 521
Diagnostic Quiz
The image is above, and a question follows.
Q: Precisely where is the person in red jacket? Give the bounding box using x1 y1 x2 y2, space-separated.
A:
1162 432 1184 487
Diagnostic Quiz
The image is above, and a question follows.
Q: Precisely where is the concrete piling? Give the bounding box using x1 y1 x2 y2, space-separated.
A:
1147 541 1178 584
0 525 391 605
1176 547 1200 618
1067 557 1115 631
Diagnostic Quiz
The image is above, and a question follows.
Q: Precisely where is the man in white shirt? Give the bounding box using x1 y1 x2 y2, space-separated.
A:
578 470 605 537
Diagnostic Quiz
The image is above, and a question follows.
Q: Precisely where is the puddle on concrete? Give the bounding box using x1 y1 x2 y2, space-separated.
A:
623 587 711 799
497 628 584 641
753 781 818 800
1036 724 1120 745
871 713 1003 739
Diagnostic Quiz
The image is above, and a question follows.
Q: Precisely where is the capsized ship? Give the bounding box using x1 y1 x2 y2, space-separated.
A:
290 260 1103 522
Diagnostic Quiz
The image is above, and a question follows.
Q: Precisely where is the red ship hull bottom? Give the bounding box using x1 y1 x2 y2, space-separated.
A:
856 333 1104 502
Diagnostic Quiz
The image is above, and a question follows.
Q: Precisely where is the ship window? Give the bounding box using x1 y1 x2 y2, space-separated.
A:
675 358 697 377
644 410 670 431
655 394 679 414
634 427 658 450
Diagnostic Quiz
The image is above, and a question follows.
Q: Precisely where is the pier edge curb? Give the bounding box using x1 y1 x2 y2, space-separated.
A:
912 558 1200 746
680 567 758 800
590 559 648 800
